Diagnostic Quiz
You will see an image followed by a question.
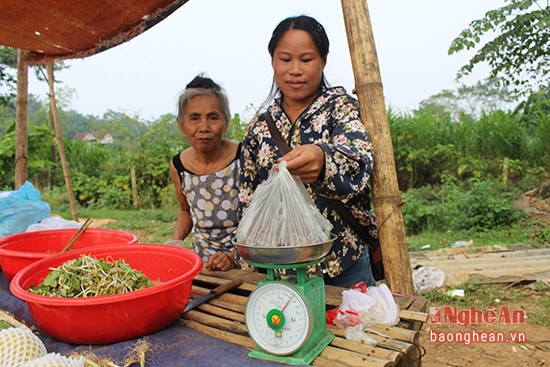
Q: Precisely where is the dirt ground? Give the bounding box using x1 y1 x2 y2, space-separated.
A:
419 287 550 367
419 190 550 367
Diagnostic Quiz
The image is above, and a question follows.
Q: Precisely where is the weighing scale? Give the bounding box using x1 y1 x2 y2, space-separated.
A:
237 240 335 365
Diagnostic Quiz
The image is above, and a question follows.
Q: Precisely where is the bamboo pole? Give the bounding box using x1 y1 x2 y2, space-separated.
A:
46 63 79 221
15 49 28 189
340 0 414 294
130 166 138 208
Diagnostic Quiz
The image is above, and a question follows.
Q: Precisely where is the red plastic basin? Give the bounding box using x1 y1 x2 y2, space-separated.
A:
0 228 138 281
10 244 203 344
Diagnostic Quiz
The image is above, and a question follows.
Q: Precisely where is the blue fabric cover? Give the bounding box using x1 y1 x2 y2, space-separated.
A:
0 273 285 367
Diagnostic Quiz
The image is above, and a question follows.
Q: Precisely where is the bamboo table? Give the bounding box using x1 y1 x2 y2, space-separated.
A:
181 269 428 367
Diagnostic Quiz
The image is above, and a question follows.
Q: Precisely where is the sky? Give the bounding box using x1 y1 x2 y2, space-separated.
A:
28 0 505 121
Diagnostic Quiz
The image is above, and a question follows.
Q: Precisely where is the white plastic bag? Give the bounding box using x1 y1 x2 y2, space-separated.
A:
237 161 332 247
344 324 377 346
26 216 82 232
0 181 51 236
412 266 446 292
335 283 399 328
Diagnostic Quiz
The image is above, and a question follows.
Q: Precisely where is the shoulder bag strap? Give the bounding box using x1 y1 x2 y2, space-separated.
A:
265 113 291 155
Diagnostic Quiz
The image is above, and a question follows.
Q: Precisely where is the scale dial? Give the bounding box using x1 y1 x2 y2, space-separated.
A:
245 282 313 356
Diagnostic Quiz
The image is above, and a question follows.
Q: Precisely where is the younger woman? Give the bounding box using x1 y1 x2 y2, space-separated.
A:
239 16 379 287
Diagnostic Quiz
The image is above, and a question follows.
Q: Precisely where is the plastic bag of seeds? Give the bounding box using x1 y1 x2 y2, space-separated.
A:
237 161 332 247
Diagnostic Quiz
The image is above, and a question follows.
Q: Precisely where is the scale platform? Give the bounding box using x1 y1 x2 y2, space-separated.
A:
182 269 428 367
243 257 335 365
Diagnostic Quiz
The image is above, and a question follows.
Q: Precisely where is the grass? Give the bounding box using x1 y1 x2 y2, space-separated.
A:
529 282 550 326
52 207 182 245
56 207 547 252
50 205 549 327
54 203 548 256
420 280 524 308
406 218 549 252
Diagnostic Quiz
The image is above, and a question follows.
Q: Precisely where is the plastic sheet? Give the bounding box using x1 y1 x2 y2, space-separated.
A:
327 282 399 328
25 217 81 232
412 266 446 292
344 324 377 346
0 182 50 236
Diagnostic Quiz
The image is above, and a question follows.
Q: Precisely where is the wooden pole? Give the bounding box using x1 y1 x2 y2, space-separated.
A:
15 49 28 189
130 166 139 208
46 63 79 221
340 0 414 294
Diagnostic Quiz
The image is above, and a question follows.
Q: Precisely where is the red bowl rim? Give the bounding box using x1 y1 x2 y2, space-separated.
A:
9 243 203 306
0 228 139 260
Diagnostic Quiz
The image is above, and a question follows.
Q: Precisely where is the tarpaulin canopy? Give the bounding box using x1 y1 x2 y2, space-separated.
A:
0 0 189 63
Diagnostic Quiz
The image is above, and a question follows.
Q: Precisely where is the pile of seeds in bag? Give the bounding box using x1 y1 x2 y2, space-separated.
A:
237 161 332 247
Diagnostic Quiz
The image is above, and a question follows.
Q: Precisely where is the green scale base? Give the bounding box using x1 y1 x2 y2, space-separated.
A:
246 260 334 365
248 329 334 365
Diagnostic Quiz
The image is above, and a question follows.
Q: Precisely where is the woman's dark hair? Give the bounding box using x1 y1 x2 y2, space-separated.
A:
185 74 222 91
261 15 331 112
268 15 330 62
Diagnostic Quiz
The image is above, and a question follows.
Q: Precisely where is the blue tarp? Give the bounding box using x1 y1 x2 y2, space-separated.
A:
0 181 51 236
0 273 289 367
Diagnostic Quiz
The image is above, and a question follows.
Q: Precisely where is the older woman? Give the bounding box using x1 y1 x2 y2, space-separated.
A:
170 74 240 271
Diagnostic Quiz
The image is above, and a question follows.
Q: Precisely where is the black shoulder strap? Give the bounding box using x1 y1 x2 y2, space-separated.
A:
265 113 291 155
236 142 243 159
172 154 185 184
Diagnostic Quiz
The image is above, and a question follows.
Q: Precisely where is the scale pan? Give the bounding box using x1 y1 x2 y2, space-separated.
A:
235 237 335 265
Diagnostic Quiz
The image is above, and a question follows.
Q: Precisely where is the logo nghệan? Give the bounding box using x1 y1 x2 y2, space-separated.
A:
429 306 526 327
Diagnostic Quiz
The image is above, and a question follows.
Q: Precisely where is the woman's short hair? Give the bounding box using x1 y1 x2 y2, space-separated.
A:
177 74 231 125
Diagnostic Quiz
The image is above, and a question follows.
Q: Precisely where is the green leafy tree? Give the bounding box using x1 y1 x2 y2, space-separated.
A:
0 122 54 189
1 47 68 109
97 110 148 140
449 0 549 96
418 78 515 120
513 87 550 163
513 86 550 122
132 114 183 208
58 110 97 139
0 47 17 109
27 93 45 122
226 113 246 142
0 102 14 134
